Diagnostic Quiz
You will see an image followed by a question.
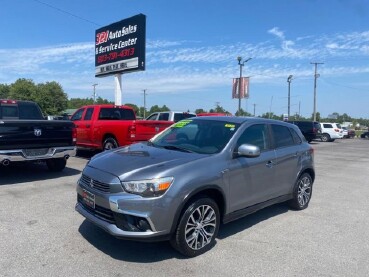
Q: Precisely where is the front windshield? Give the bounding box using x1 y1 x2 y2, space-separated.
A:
150 119 240 154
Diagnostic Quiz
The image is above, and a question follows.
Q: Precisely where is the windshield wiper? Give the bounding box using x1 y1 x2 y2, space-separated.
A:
160 145 194 153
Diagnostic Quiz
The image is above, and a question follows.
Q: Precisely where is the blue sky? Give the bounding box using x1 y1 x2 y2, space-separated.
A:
1 0 369 118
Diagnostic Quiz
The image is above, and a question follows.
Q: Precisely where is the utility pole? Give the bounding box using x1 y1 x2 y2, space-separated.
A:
142 89 147 118
237 56 252 116
311 62 324 121
253 103 256 117
92 83 98 103
287 75 293 118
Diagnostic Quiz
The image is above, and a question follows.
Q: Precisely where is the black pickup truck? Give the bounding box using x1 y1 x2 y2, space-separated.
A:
0 99 76 171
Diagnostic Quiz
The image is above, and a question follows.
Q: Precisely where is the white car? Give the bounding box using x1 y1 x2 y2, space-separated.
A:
320 123 344 142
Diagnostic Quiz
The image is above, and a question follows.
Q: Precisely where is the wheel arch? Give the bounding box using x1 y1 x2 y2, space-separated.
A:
169 186 226 235
102 133 118 148
299 167 315 183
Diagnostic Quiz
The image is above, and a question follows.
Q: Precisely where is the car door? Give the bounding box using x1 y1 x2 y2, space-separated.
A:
227 123 277 212
78 107 94 144
71 108 85 144
270 124 302 196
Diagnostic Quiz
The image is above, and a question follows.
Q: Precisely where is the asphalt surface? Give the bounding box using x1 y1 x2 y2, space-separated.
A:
0 139 368 277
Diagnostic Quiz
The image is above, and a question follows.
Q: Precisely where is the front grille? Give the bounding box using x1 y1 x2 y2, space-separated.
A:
78 195 115 224
79 174 110 193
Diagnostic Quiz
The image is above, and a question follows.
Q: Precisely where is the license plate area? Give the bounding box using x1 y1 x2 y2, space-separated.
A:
82 189 95 209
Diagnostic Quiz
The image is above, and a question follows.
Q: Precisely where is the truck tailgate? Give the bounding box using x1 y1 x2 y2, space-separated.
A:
133 120 172 141
0 120 75 150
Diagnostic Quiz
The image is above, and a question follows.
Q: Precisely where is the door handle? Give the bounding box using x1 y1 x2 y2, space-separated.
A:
86 124 91 128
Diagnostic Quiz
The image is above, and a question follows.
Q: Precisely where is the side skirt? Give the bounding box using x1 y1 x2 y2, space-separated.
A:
223 194 292 224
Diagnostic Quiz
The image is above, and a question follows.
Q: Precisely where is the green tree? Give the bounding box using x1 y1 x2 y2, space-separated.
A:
67 98 94 108
0 84 10 99
195 108 206 114
35 82 68 115
125 103 139 114
9 78 37 100
235 108 252 117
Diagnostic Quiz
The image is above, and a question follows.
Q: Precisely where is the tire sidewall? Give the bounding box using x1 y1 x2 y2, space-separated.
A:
103 137 118 150
172 197 220 257
290 173 313 210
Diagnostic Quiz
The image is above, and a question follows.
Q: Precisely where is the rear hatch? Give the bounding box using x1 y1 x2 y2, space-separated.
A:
0 120 75 150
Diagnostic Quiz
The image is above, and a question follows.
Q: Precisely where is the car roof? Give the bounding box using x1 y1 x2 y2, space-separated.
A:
190 116 293 126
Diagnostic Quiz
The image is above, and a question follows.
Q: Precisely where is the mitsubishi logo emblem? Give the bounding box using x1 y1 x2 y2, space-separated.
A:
34 129 42 137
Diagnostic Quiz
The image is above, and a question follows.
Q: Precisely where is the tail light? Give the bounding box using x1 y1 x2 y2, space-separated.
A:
334 128 340 132
128 125 136 139
72 126 77 145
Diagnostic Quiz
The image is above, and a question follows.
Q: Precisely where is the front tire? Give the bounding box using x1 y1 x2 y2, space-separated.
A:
46 158 67 172
103 137 118 150
288 173 313 210
170 197 220 257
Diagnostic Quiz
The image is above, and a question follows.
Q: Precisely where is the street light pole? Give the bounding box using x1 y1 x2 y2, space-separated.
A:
311 62 324 121
287 75 293 118
92 83 98 103
142 89 147 118
237 56 252 115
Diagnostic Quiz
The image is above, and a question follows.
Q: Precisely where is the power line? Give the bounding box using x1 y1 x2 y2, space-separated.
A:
32 0 101 26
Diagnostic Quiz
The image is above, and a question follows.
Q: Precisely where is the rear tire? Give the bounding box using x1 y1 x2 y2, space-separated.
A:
288 173 313 210
321 134 330 142
46 158 67 172
170 197 220 257
103 137 118 150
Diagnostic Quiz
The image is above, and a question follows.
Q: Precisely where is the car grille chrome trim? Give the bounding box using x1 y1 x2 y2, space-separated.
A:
79 174 110 193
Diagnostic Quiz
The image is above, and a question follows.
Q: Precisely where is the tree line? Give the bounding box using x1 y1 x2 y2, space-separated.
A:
0 78 368 127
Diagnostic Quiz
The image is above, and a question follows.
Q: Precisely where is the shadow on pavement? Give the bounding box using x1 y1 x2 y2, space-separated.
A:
77 203 289 261
0 161 81 185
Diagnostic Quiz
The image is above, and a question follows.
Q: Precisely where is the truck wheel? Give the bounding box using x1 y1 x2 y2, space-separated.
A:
46 158 67 172
103 137 118 150
170 197 220 257
288 173 313 210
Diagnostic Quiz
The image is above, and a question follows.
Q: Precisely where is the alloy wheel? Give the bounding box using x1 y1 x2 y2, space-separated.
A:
185 205 217 250
297 176 312 207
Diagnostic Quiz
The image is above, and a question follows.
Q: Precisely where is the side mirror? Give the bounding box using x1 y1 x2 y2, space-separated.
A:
236 144 260 158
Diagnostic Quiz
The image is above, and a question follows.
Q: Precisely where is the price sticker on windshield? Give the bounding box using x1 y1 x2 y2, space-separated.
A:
173 120 192 128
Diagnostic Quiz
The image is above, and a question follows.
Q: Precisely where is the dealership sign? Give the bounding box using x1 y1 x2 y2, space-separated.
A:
95 14 146 77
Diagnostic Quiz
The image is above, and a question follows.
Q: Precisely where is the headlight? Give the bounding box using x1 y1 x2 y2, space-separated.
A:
121 177 174 197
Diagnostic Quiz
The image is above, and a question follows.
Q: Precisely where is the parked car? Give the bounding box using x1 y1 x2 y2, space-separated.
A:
360 131 369 139
145 111 196 122
341 127 349 138
347 129 356 138
320 122 343 142
0 99 76 171
71 105 173 150
288 121 321 142
75 116 315 257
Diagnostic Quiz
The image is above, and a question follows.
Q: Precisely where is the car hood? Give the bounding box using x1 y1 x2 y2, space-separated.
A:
87 143 208 180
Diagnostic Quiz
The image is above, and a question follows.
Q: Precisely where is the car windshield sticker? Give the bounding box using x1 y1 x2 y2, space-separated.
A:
173 120 192 128
225 123 236 131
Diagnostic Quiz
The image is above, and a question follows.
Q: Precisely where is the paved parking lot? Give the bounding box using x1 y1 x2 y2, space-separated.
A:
1 139 369 277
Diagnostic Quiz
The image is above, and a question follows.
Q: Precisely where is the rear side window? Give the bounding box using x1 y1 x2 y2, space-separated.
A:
146 113 158 120
290 128 303 144
83 108 94 120
158 113 169 121
174 113 196 122
323 124 333 128
271 124 295 148
98 108 135 120
236 124 270 151
1 102 43 119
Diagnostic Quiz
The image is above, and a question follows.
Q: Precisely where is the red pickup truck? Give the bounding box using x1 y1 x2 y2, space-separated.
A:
71 104 172 150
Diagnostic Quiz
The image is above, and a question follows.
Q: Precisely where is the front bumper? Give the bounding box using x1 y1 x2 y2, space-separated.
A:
0 146 76 163
75 171 175 241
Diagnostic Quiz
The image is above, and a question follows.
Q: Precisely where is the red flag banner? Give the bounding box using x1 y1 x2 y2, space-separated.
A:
232 77 249 99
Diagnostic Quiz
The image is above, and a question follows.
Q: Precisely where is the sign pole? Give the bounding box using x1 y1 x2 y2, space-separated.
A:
114 74 122 105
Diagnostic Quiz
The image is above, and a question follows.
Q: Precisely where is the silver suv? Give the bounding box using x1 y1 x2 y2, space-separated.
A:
76 117 315 257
